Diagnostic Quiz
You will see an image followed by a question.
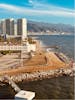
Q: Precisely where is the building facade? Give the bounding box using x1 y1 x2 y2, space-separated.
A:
1 19 6 34
5 18 14 35
0 18 27 39
1 18 15 35
17 18 27 40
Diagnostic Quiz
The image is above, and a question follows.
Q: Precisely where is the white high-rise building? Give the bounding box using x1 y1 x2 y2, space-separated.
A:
0 18 27 39
14 24 17 36
17 18 27 41
1 18 15 35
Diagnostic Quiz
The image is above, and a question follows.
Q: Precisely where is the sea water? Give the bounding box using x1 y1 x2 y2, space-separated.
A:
0 35 74 99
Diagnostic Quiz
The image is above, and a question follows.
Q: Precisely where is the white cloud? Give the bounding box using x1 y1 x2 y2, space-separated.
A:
0 3 74 17
29 0 33 4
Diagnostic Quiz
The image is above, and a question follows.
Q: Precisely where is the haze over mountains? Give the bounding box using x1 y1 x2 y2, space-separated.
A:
27 21 74 35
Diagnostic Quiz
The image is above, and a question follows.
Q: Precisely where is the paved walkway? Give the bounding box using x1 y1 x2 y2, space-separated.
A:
0 54 21 70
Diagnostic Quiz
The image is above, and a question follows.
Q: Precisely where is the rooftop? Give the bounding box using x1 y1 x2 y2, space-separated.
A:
15 90 35 100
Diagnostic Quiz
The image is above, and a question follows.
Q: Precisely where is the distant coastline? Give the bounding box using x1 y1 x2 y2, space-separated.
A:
27 21 74 35
28 33 74 35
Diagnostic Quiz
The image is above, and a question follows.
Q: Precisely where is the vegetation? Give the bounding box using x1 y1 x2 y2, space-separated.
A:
0 50 21 55
28 37 36 44
0 36 5 42
0 51 10 55
6 37 21 44
0 36 21 44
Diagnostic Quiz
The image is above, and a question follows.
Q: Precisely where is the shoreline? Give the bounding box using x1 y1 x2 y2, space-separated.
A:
28 34 74 36
0 67 74 83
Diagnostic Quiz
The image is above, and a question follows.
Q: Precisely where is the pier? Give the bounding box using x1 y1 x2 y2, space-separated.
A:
3 75 35 100
4 75 21 92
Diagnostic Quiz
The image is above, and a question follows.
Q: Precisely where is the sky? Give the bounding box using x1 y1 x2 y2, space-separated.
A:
0 0 74 25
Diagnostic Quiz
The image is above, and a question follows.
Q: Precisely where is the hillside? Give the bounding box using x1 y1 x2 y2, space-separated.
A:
27 21 74 35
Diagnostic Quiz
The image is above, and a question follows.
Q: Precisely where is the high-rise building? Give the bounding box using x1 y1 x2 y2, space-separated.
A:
5 18 14 35
17 18 27 40
0 18 27 38
1 19 6 34
1 18 15 35
10 19 14 35
14 24 17 36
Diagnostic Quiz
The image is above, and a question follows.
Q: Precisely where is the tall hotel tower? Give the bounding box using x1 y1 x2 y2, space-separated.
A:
1 18 15 35
17 18 27 41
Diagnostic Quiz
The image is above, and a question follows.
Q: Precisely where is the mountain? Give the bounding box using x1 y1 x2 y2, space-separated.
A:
27 21 74 35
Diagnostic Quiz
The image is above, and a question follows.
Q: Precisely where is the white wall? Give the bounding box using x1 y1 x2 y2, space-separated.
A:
22 18 27 41
27 44 36 52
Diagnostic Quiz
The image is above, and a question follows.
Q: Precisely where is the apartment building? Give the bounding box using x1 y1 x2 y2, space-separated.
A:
17 18 27 40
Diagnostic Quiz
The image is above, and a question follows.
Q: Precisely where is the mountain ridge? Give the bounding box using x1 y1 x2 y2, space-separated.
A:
27 20 74 35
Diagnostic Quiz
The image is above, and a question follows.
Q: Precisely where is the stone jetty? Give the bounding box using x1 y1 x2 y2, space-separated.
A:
0 67 74 83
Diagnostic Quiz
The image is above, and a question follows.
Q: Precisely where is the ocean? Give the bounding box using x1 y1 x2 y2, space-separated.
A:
0 35 74 99
29 35 74 59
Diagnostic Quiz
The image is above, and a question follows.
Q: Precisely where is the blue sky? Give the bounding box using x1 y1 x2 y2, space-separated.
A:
0 0 74 25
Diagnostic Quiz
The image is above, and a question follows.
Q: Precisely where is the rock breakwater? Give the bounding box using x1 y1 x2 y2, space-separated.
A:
0 67 74 83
